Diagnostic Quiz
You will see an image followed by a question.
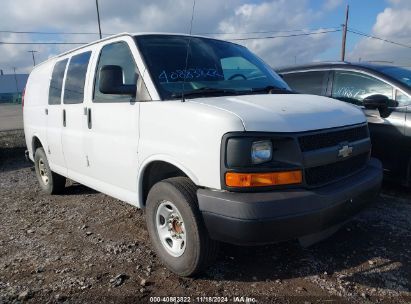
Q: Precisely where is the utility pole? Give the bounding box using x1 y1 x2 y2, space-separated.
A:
12 67 19 93
95 0 102 39
341 4 349 61
28 50 37 66
13 67 19 103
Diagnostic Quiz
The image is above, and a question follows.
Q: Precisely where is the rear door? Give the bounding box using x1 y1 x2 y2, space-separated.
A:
330 70 406 174
61 51 92 179
46 59 68 175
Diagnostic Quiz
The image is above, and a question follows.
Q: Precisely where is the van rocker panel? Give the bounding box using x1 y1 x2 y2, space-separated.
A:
197 158 382 245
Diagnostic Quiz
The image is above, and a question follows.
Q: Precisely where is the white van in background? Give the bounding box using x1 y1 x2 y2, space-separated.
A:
24 33 382 276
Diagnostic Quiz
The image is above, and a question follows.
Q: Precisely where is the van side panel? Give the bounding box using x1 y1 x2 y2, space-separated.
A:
24 60 55 161
137 100 245 206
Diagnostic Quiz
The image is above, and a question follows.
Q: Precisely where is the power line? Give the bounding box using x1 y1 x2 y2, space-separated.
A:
197 27 341 36
0 29 341 45
347 28 411 49
0 27 341 37
227 29 341 41
0 30 112 35
0 41 87 45
0 29 342 45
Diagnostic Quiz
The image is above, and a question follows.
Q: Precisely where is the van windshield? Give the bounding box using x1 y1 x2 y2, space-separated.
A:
134 34 291 100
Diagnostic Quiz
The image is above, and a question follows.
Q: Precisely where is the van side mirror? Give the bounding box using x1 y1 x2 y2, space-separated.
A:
99 65 136 96
363 94 389 110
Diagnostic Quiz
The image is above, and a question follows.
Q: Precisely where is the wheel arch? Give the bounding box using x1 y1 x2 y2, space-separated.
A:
138 156 200 208
31 134 46 159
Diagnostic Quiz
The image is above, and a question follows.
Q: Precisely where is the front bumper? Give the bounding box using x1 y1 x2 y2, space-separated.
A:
197 158 382 245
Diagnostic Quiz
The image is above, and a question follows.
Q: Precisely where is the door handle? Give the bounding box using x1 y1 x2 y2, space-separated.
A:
63 109 66 127
45 108 48 115
87 108 92 129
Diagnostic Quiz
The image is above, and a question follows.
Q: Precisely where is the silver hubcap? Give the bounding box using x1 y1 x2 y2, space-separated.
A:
155 201 186 257
38 158 49 185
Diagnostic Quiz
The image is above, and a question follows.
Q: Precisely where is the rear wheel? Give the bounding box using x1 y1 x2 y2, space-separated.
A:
145 177 218 277
34 147 66 194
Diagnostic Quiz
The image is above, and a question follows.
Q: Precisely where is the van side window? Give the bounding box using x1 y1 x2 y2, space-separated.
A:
63 51 92 104
94 42 139 102
48 59 68 105
332 71 393 106
282 71 328 95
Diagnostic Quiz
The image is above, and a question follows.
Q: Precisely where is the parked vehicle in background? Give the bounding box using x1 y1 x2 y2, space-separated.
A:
278 62 411 185
23 34 382 276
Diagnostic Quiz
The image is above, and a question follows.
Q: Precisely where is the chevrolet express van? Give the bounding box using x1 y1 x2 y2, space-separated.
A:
23 33 382 276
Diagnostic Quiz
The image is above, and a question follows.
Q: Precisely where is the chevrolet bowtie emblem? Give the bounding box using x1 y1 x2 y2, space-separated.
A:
338 144 353 158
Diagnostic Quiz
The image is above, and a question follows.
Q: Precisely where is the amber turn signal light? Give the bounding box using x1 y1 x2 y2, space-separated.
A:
225 170 302 187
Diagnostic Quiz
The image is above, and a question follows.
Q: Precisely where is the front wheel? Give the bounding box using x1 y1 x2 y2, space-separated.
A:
145 177 218 277
34 147 66 194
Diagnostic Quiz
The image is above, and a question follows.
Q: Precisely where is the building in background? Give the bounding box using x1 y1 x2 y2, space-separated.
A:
0 70 29 103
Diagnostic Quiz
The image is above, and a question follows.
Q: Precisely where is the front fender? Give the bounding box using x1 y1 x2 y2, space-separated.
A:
137 154 200 207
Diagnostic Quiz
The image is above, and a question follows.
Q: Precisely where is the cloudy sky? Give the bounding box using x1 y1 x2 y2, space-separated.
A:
0 0 410 74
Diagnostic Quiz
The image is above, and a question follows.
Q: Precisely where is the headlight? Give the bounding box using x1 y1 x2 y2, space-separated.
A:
223 134 302 189
251 140 272 164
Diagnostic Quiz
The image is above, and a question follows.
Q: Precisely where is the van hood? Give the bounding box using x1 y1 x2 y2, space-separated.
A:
188 94 366 132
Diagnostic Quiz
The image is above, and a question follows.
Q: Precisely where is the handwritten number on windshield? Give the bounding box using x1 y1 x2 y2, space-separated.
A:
158 68 224 82
158 70 169 83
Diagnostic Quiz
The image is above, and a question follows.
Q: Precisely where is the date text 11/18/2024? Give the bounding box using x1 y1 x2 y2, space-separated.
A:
149 296 257 303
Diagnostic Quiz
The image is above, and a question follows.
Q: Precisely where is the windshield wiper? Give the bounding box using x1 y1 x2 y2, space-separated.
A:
251 86 297 94
172 86 296 100
172 87 241 100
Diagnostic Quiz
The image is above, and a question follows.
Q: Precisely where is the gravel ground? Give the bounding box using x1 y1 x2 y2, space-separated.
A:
0 130 410 304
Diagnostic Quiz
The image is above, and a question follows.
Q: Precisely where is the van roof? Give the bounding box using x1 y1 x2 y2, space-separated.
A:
33 32 228 69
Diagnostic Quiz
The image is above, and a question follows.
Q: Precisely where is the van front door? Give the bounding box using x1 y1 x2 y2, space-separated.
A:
84 40 145 204
46 59 68 175
61 51 92 180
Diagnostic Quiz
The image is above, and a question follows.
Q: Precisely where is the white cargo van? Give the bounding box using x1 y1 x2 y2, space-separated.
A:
24 33 382 276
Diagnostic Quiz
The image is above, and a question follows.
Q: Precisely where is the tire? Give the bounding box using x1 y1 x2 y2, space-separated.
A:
34 147 66 194
145 177 219 277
